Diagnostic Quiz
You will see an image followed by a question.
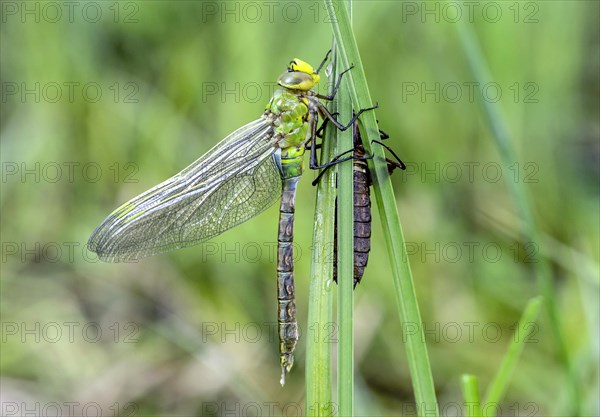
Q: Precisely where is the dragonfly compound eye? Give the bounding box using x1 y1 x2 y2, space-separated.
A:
279 58 320 91
278 71 316 91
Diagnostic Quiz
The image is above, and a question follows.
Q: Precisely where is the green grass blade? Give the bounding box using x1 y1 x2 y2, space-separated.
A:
461 375 483 417
325 1 438 415
484 296 543 409
306 53 337 417
336 3 355 416
454 19 580 415
336 83 354 416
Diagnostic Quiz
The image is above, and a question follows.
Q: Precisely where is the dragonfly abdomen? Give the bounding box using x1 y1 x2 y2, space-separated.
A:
352 163 372 286
277 174 300 385
333 160 372 288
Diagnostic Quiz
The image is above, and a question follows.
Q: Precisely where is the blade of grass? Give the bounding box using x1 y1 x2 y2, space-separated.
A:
306 48 337 417
484 296 543 410
454 19 580 415
336 3 355 416
325 1 438 415
461 375 483 417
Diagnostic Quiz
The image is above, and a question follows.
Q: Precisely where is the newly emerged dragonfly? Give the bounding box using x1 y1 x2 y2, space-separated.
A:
88 54 370 385
312 118 406 286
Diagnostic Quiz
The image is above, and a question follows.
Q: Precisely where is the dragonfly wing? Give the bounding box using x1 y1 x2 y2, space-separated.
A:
88 118 282 262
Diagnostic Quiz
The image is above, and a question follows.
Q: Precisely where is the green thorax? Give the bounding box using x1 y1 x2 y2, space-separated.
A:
265 89 309 179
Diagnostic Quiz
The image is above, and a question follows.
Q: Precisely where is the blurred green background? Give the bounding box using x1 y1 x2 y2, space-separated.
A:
1 1 598 416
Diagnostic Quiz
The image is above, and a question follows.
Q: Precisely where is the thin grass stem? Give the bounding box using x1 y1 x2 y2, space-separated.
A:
336 3 355 416
306 48 337 417
484 296 543 410
461 375 483 417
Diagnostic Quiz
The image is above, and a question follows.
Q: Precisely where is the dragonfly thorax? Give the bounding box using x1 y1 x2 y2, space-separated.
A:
264 88 312 179
265 89 310 148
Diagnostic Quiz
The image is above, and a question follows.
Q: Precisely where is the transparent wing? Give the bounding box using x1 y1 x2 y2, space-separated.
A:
88 118 282 262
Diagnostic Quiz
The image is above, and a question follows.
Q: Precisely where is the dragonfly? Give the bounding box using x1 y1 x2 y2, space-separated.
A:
87 53 372 385
312 117 406 286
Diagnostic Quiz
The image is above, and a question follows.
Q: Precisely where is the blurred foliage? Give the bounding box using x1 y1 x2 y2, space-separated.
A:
1 1 598 416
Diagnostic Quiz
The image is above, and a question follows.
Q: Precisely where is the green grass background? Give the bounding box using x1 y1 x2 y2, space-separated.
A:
1 1 598 416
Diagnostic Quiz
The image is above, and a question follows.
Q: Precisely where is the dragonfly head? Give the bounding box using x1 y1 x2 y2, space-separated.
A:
277 58 320 92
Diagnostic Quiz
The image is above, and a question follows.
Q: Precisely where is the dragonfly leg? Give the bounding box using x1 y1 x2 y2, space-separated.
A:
378 128 390 140
311 153 353 186
308 107 374 172
305 112 342 153
305 112 339 155
306 105 366 171
305 118 332 152
317 102 379 132
315 112 339 139
309 106 378 183
371 139 407 170
311 152 373 186
314 65 355 101
315 49 332 74
305 122 328 154
308 106 337 173
307 106 322 171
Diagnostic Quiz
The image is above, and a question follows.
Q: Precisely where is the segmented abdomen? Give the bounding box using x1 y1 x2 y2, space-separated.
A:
333 159 371 287
277 176 299 385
